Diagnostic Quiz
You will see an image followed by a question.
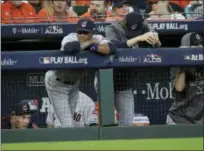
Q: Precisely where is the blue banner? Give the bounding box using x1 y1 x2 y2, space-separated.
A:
2 20 204 39
1 48 204 70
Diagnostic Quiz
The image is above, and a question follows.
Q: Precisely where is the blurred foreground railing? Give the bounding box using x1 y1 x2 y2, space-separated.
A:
1 20 204 39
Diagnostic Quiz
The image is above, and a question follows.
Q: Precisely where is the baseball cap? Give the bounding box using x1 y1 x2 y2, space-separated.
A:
11 102 32 116
113 0 128 8
181 32 203 47
76 18 95 33
124 12 145 38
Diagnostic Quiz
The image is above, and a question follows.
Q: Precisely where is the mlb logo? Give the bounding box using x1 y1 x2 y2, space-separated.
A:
43 57 51 64
32 99 39 107
151 54 159 58
147 54 159 58
184 55 190 60
39 57 51 64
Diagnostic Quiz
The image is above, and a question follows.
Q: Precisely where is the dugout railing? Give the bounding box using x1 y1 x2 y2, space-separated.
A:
1 20 204 143
1 48 203 143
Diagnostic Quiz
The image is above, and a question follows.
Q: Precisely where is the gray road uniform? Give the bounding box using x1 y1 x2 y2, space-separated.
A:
45 33 109 127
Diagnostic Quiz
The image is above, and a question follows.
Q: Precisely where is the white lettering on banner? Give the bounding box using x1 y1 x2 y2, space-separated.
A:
149 23 166 30
39 57 88 65
64 56 88 64
12 27 40 34
109 56 138 63
117 56 138 63
146 83 173 100
12 28 17 34
45 25 63 34
27 73 45 87
50 57 64 64
40 97 50 113
94 25 106 32
21 28 39 34
1 59 17 66
148 23 188 31
143 54 162 63
184 54 204 61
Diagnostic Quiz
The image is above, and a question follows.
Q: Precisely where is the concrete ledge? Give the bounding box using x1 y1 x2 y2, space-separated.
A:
100 124 203 140
2 127 99 143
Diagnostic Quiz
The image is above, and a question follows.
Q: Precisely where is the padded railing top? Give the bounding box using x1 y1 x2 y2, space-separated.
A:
1 20 204 39
1 48 203 70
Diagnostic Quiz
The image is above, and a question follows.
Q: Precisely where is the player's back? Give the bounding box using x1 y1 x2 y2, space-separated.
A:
47 91 98 128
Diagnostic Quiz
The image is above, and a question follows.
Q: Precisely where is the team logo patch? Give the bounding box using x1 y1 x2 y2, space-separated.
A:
131 24 137 30
22 104 28 111
81 21 87 27
196 34 201 40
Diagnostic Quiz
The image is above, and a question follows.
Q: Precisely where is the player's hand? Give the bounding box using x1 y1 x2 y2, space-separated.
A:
138 32 158 45
92 37 100 44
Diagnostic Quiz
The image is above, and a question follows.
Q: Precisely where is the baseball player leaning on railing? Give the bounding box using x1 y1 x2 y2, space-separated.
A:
45 18 116 128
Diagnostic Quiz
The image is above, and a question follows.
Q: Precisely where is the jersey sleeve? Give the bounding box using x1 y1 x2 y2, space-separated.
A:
60 33 78 51
83 102 98 126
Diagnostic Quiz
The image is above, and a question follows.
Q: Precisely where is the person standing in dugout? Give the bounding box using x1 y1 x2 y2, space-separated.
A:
167 32 204 124
105 12 161 126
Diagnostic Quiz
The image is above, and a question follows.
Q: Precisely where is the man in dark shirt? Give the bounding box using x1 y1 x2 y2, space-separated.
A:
167 32 204 124
1 102 38 129
105 12 161 126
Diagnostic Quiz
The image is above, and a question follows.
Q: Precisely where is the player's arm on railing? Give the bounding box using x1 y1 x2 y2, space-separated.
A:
61 33 81 53
61 33 116 55
91 35 116 55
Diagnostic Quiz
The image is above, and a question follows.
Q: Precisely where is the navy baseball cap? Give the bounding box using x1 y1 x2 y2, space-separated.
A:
11 102 33 116
113 0 128 8
76 18 95 33
124 12 145 38
181 32 204 46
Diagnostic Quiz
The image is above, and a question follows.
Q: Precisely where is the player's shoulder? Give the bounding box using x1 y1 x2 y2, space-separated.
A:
62 33 78 41
61 33 78 47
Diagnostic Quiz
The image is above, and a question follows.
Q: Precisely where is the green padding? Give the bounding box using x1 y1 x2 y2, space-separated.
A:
1 127 99 143
2 125 203 144
98 69 115 126
100 124 204 140
2 138 203 150
73 6 88 16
